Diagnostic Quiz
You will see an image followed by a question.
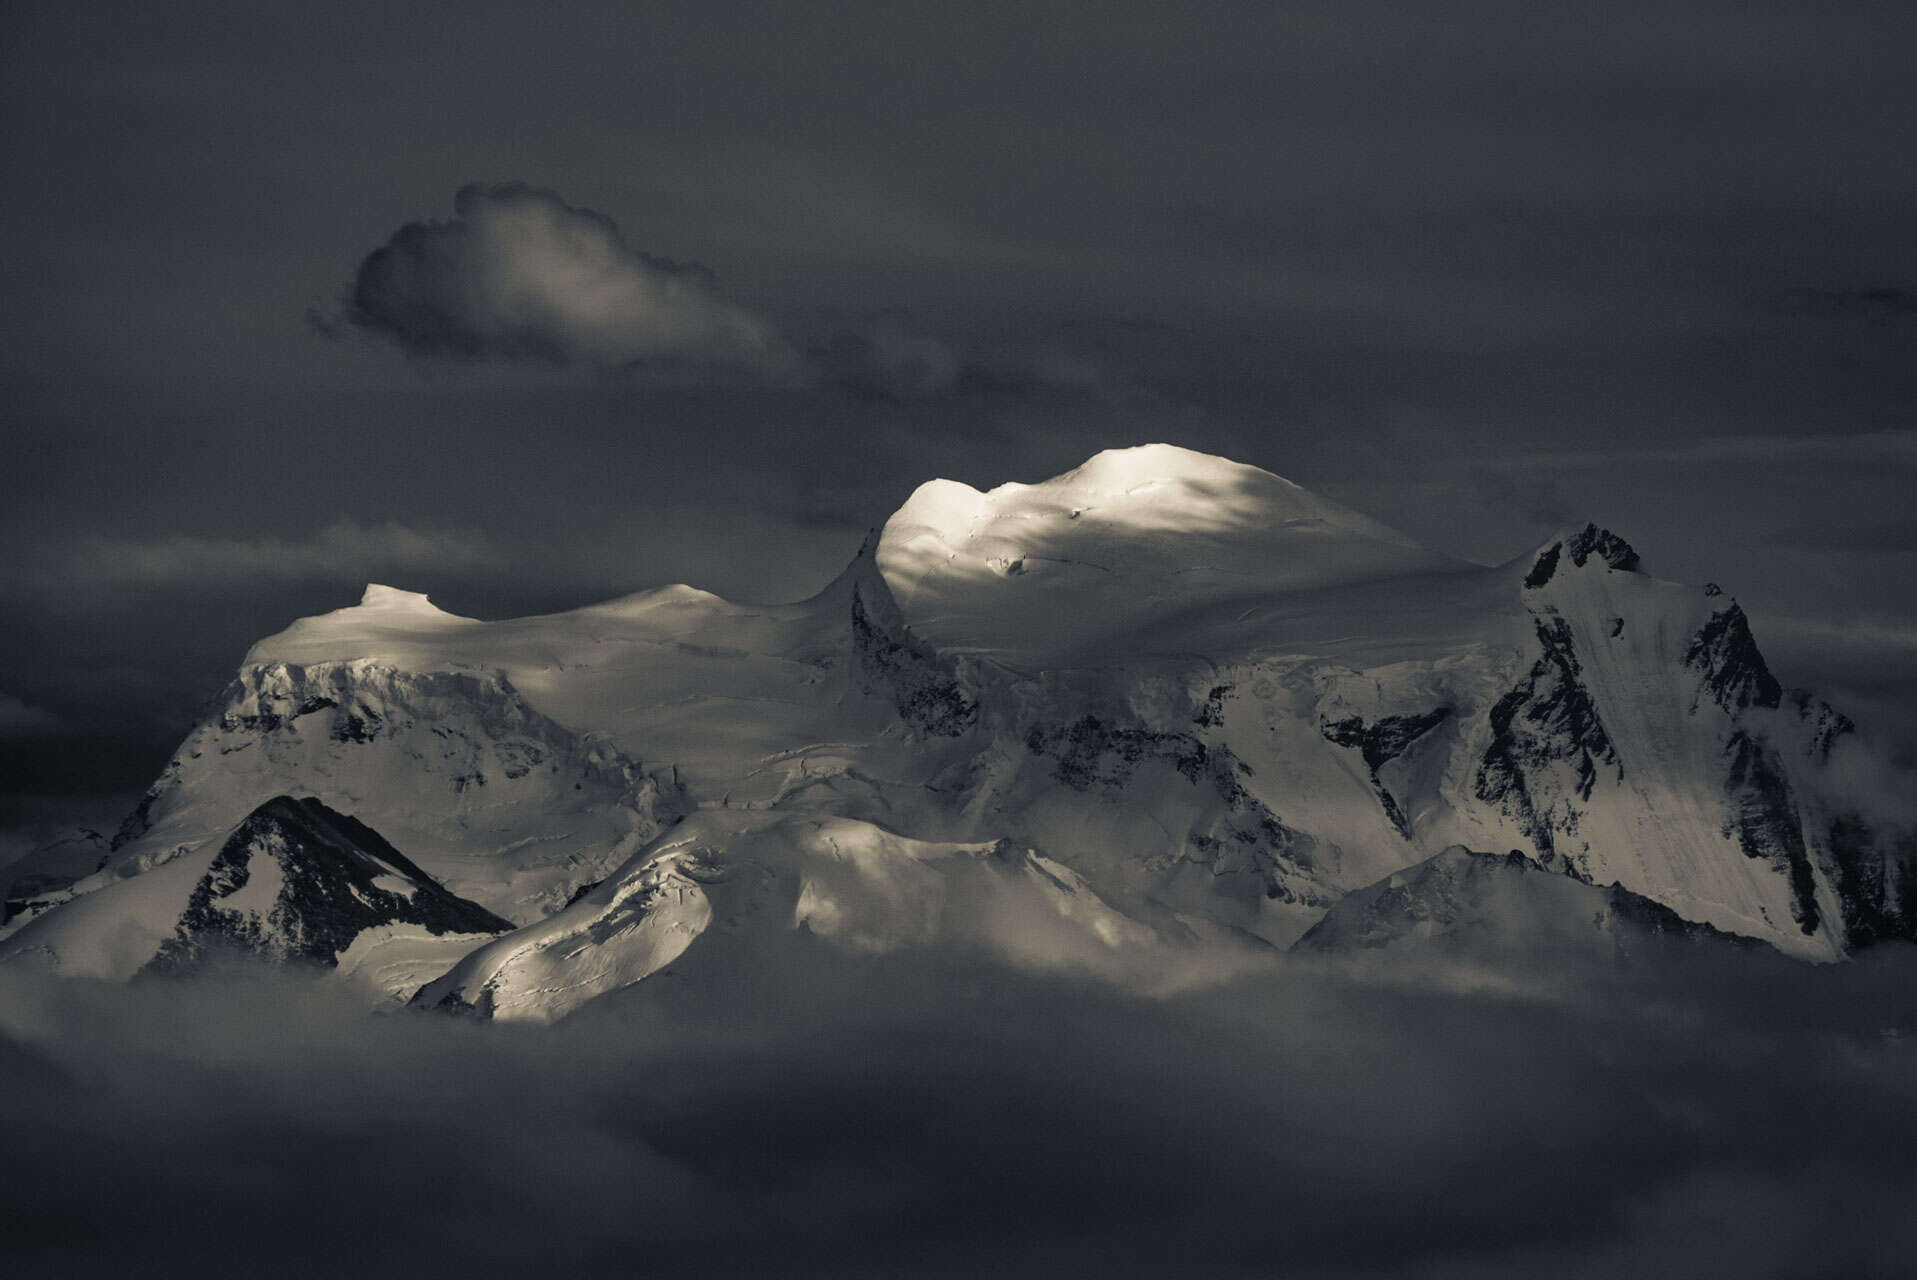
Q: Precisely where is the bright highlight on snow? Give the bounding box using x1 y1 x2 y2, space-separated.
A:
5 446 1911 1019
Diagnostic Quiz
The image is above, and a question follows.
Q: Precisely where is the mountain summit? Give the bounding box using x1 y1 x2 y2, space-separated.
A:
6 446 1911 1013
877 443 1461 659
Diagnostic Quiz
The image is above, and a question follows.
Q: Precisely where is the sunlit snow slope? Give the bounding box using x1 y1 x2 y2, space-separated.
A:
9 444 1913 1012
877 443 1462 661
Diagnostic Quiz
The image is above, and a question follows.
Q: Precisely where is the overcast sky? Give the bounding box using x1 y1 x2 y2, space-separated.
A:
3 0 1914 836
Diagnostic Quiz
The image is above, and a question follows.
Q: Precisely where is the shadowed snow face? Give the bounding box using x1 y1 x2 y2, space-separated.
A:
3 941 1915 1278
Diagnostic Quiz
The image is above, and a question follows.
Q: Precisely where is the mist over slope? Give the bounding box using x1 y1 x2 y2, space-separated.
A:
4 938 1915 1279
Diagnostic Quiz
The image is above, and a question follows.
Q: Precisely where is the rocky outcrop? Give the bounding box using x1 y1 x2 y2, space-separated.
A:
1565 524 1641 573
1524 524 1641 589
1474 618 1620 858
1686 604 1783 713
1321 708 1451 837
850 582 979 737
1722 731 1820 936
145 796 512 974
1824 817 1917 950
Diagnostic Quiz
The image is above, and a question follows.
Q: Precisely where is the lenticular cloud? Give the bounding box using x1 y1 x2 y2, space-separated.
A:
338 183 802 378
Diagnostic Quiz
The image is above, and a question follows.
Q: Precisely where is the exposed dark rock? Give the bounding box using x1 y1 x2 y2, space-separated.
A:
423 983 494 1018
1824 817 1917 950
1026 715 1210 791
1523 542 1562 589
144 796 513 975
1475 618 1621 856
1599 882 1765 952
851 584 979 737
1723 732 1820 936
332 709 384 743
1685 604 1783 713
1321 708 1452 837
1516 522 1638 588
1323 708 1452 775
1789 690 1855 761
1565 524 1641 572
1193 683 1233 728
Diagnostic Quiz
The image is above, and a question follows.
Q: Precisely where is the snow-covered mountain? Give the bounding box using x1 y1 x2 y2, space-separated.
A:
2 795 510 996
4 650 687 940
7 444 1912 1015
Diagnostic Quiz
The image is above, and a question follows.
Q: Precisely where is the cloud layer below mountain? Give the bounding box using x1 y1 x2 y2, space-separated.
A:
4 940 1914 1278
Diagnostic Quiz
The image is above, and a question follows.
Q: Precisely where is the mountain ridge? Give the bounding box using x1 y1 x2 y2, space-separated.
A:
8 444 1912 1014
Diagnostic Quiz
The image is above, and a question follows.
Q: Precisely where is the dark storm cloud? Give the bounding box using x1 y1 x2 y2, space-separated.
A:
811 310 963 400
1765 517 1917 555
330 183 806 379
46 519 507 591
330 182 1129 414
4 942 1916 1278
1512 431 1917 472
1463 468 1575 532
5 0 1917 820
0 693 62 739
1771 287 1917 319
326 184 1005 401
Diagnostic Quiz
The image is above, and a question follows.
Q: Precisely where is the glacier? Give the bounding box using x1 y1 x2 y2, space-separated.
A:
6 443 1912 1017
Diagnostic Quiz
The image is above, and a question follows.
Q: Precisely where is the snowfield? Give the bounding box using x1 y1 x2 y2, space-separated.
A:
6 445 1911 1015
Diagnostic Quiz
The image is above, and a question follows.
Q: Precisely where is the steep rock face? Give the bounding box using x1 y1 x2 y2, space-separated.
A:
1565 523 1642 573
1474 617 1621 858
1824 818 1917 950
146 797 512 973
850 579 979 738
1522 524 1641 589
1722 730 1821 935
1430 531 1911 957
1 797 510 985
1685 604 1783 713
1787 690 1856 762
